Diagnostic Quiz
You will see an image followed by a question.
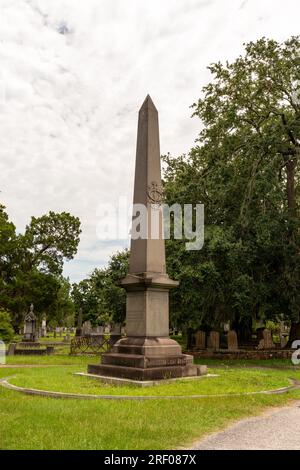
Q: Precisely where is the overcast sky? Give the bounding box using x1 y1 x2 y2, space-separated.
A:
0 0 299 282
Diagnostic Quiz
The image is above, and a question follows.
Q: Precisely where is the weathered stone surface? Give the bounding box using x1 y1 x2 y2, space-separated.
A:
7 343 16 356
195 331 206 349
258 329 275 350
227 330 238 351
88 96 205 381
82 321 92 336
87 361 202 381
207 331 220 351
23 304 38 342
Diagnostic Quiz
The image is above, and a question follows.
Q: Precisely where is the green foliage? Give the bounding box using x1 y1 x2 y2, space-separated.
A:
72 250 129 326
0 308 14 343
23 211 81 275
0 361 299 449
163 36 300 336
0 206 81 328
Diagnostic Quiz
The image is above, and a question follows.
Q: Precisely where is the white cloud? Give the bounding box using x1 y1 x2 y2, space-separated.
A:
0 0 299 281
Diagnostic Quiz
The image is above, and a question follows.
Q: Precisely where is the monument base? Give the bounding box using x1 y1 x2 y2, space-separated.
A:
88 337 206 381
77 370 208 387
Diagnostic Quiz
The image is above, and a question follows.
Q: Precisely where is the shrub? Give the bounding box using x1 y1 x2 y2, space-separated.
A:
0 308 14 343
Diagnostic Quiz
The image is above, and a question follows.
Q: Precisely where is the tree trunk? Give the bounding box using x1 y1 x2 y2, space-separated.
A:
286 160 296 212
232 316 252 343
286 322 300 348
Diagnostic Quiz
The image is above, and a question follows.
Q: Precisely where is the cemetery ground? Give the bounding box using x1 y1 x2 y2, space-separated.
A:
0 355 300 450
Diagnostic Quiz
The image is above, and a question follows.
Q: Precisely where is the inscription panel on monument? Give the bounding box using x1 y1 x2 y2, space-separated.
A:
126 292 146 336
146 290 169 337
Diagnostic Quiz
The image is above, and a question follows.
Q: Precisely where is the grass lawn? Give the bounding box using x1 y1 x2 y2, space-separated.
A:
4 354 100 366
0 357 300 450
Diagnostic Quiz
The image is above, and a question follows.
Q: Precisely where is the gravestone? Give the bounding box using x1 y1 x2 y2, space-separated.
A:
63 333 71 342
109 323 122 347
55 327 62 338
8 343 16 356
97 326 104 335
110 324 121 335
82 321 92 336
88 96 205 380
208 331 220 351
258 329 275 350
23 304 38 342
227 330 238 351
75 308 83 337
41 315 47 337
279 322 288 349
195 331 206 350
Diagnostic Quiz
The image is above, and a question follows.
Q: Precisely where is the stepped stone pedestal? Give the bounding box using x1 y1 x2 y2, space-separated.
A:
88 96 205 382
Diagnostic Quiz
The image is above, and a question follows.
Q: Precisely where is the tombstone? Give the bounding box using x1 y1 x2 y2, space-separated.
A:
63 333 71 342
104 324 110 334
227 330 238 351
23 304 38 342
280 334 287 349
82 321 92 336
279 322 287 349
41 315 47 338
110 324 121 335
7 343 16 356
207 331 220 351
263 329 275 349
95 326 104 335
88 96 203 380
258 329 275 350
109 324 122 347
195 331 206 350
75 308 83 337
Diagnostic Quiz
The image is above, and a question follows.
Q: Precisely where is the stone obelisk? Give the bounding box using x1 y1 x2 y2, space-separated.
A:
88 96 203 381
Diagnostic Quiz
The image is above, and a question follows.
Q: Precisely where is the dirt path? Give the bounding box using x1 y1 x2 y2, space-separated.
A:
192 401 300 450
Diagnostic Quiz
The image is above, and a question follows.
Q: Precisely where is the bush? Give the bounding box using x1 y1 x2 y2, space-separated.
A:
0 308 14 343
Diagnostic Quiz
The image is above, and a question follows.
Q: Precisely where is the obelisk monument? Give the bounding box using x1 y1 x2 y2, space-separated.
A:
88 96 203 381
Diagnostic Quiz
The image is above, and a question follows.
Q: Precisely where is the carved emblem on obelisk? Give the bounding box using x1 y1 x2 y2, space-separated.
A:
147 181 163 206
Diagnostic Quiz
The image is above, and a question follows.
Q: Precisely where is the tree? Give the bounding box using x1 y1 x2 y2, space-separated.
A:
163 37 300 341
0 208 81 328
72 250 129 326
0 308 14 343
23 211 81 275
0 205 18 293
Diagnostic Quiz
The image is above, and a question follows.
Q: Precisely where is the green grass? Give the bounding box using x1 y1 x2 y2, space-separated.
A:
196 358 298 369
39 334 74 343
4 365 299 397
1 357 300 449
5 354 99 366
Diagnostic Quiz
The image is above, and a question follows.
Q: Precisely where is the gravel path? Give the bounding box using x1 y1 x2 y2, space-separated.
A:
192 401 300 450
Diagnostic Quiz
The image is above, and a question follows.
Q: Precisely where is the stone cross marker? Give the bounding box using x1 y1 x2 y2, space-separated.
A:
227 330 238 351
88 96 204 381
